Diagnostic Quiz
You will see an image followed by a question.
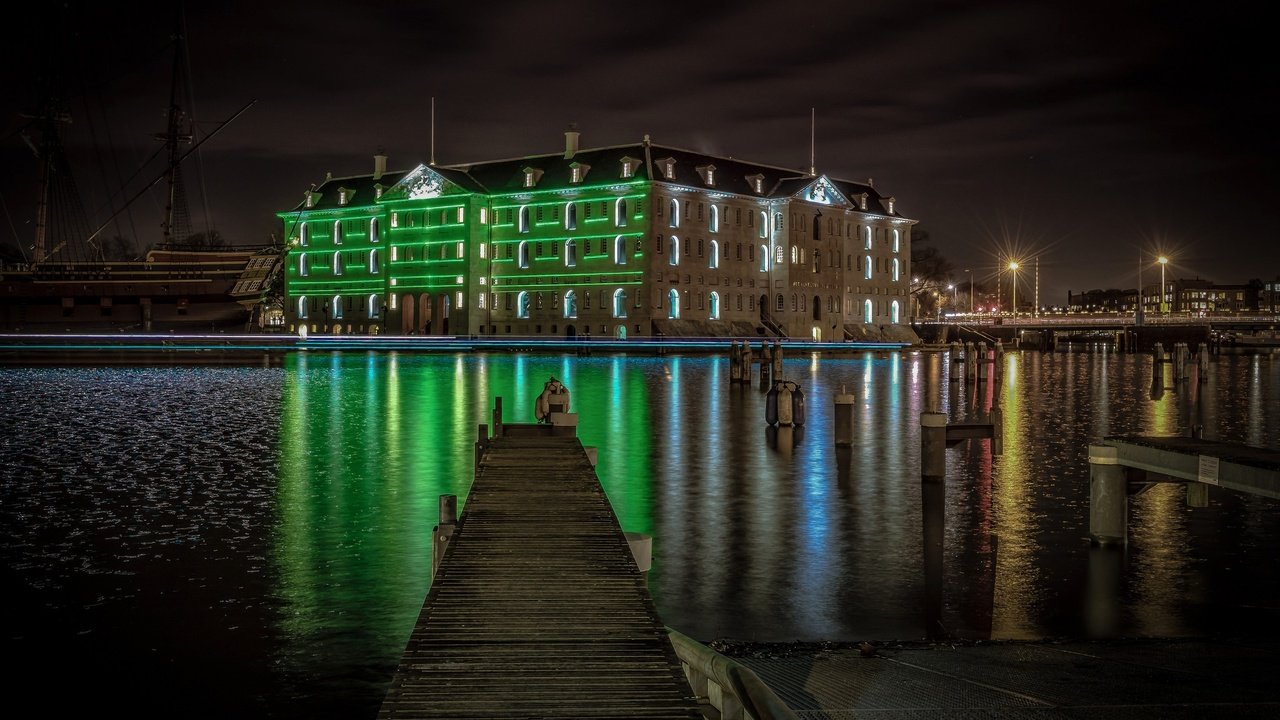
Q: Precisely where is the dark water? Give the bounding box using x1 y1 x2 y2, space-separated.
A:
2 349 1278 718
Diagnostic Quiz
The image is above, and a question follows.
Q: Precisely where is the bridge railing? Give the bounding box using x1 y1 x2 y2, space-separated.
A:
666 627 798 720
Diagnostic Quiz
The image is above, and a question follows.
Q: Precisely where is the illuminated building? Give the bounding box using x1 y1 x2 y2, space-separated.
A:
279 133 916 338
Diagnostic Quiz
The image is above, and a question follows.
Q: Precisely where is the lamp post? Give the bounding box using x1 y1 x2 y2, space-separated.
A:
965 269 972 313
949 283 956 313
1008 261 1019 320
1157 255 1169 315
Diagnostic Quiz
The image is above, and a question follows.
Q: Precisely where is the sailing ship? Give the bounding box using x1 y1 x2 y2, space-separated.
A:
0 10 280 332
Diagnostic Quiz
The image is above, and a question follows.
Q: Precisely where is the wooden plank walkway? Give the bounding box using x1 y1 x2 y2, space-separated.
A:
378 431 700 719
1104 435 1280 499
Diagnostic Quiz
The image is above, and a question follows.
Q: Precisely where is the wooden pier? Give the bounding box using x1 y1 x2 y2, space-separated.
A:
1089 435 1280 544
378 424 700 719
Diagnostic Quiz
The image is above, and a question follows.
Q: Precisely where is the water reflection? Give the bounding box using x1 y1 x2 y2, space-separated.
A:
2 350 1278 719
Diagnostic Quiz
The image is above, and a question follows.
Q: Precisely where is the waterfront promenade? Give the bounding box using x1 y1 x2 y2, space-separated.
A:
730 636 1280 718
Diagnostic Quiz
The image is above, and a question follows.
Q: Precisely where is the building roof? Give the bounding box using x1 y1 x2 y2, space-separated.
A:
284 138 905 218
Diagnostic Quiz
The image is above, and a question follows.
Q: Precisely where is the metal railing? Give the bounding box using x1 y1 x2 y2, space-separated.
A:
666 627 798 720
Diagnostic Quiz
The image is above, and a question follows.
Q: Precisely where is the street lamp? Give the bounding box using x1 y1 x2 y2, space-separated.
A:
965 269 972 313
949 283 956 312
1008 261 1019 320
1157 255 1169 314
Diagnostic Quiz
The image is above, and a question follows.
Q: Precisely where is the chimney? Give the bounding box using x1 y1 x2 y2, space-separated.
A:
564 124 580 159
867 177 874 188
374 151 387 180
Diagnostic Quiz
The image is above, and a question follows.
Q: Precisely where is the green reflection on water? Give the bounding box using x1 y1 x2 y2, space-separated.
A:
272 351 653 686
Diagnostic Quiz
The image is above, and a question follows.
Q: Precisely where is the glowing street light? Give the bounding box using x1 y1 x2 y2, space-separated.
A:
1008 261 1020 320
1157 255 1169 314
949 283 956 310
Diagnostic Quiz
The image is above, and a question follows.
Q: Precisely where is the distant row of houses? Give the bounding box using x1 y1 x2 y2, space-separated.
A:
1067 277 1280 315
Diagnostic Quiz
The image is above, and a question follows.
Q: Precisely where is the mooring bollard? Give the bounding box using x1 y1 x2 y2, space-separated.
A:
729 341 742 384
921 412 947 481
433 493 458 578
834 385 856 446
1198 342 1210 374
1088 445 1126 545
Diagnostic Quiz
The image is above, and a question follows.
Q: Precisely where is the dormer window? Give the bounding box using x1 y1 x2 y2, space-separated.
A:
746 174 765 194
858 193 869 211
523 167 544 188
304 190 316 208
374 183 384 199
696 164 716 186
619 156 640 179
886 197 896 214
655 157 676 180
569 162 591 184
338 187 350 206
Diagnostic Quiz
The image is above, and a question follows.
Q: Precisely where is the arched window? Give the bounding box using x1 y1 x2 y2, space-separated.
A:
370 218 380 242
668 289 680 319
864 256 872 280
812 248 820 273
564 290 577 318
791 293 798 312
892 257 900 281
791 246 798 264
864 299 873 323
369 249 380 274
298 253 308 277
709 205 719 233
518 241 529 269
299 223 309 247
891 300 900 323
297 295 308 319
759 245 769 272
612 289 628 318
615 198 627 226
758 211 767 238
565 202 577 230
332 252 342 275
368 294 380 318
775 246 784 264
332 294 344 319
776 294 785 311
709 291 720 320
614 235 627 265
519 206 530 233
893 229 900 253
565 239 577 267
863 226 872 249
669 199 680 228
516 291 530 319
708 240 719 269
333 220 342 245
669 236 680 266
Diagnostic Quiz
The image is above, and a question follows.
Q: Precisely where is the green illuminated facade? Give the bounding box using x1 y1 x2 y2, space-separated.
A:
279 134 916 339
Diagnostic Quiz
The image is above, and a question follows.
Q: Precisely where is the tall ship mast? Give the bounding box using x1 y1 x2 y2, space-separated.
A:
1 8 279 332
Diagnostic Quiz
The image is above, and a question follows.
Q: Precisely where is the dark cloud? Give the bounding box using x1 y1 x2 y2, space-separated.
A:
3 0 1276 301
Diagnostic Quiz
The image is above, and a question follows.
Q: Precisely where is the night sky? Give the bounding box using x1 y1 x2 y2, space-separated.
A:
3 0 1277 305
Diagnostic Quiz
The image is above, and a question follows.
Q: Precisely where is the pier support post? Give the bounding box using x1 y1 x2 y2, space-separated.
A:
433 493 459 578
834 385 856 446
492 397 503 438
729 342 741 384
921 412 947 481
772 340 783 379
1186 482 1209 508
759 342 770 386
990 405 1003 455
742 341 753 384
1088 445 1127 546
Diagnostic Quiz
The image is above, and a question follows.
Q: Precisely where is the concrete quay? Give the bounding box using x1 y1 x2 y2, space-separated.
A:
719 636 1279 718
